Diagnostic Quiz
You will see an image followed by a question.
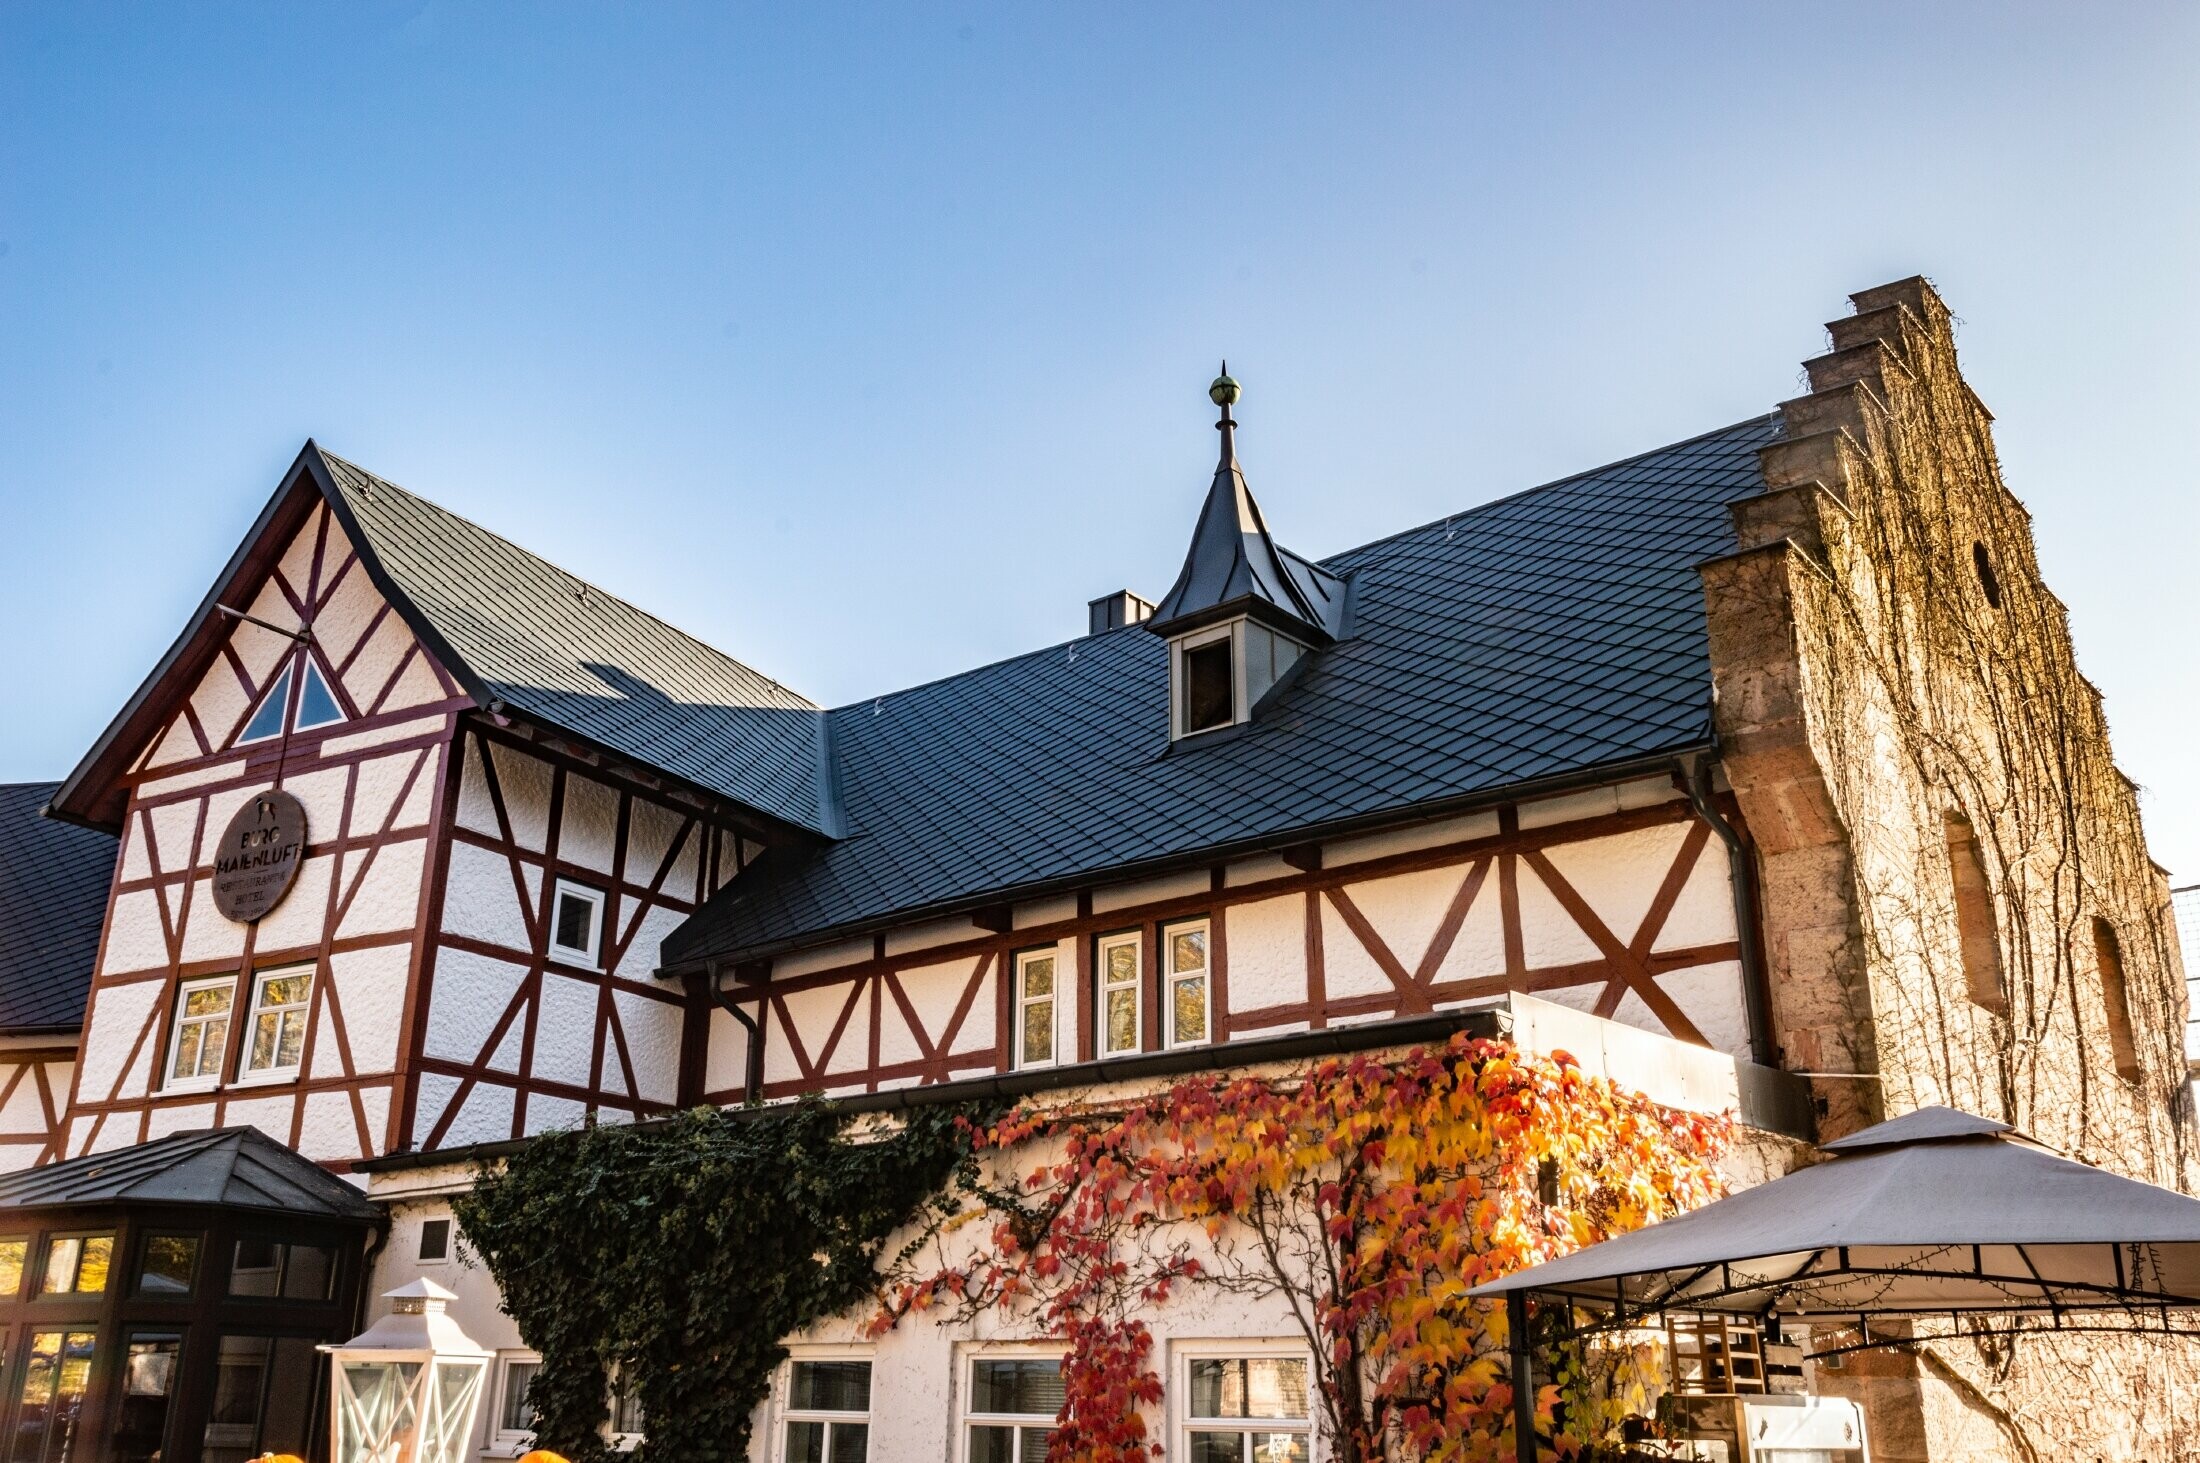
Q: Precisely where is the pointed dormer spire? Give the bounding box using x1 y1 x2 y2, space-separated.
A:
1147 366 1347 646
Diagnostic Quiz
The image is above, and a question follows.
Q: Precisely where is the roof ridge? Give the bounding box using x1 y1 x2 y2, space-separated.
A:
825 415 1778 716
318 450 822 711
1317 412 1782 570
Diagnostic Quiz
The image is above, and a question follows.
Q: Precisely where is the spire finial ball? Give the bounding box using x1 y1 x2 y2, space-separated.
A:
1209 371 1240 407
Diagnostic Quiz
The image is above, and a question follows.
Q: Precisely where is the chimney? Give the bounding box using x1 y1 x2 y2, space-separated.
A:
1088 590 1155 635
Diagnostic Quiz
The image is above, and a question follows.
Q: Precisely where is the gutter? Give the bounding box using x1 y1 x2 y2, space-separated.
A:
355 1007 1509 1175
1678 753 1778 1069
661 742 1720 976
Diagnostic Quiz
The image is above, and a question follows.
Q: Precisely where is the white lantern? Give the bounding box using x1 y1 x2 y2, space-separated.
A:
321 1278 492 1463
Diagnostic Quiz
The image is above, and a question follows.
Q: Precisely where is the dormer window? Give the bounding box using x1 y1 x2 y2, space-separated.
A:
1148 371 1342 741
1169 618 1308 740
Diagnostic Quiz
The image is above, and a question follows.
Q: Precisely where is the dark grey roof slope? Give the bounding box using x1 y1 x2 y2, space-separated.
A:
667 415 1778 966
317 453 832 835
0 1126 378 1219
0 783 112 1034
53 444 833 837
1148 415 1346 643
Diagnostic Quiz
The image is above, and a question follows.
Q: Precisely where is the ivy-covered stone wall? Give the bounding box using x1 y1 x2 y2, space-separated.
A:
1703 276 2197 1460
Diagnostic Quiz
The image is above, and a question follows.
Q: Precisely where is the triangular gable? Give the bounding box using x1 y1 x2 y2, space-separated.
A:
51 443 477 831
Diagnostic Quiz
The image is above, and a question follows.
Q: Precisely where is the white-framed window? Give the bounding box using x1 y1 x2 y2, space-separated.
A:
1097 932 1143 1057
550 879 607 968
1013 948 1060 1069
1178 1346 1312 1463
780 1353 870 1462
416 1217 452 1265
1164 919 1212 1047
165 976 236 1091
239 965 312 1081
964 1353 1063 1463
491 1353 541 1454
1168 620 1307 741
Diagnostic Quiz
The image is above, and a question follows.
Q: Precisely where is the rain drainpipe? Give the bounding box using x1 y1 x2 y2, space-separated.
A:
710 963 766 1105
1678 753 1778 1070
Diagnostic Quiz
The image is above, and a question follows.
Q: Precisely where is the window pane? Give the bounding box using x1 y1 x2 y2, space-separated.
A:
1021 957 1054 997
1184 640 1233 731
829 1420 869 1463
555 891 596 954
295 661 343 729
229 1238 279 1297
0 1238 24 1299
1191 1359 1307 1421
239 666 293 743
1104 941 1138 985
1105 987 1138 1055
280 1243 333 1300
791 1360 871 1412
1189 1434 1245 1463
13 1331 96 1463
1021 1000 1054 1065
184 985 233 1019
971 1359 1065 1416
1245 1359 1307 1417
419 1218 451 1263
270 973 309 1005
785 1419 826 1463
276 1010 306 1069
39 1237 80 1294
1020 1427 1055 1462
251 1016 280 1071
501 1360 540 1432
1173 975 1207 1045
137 1234 200 1295
968 1425 1015 1463
1171 928 1207 974
114 1332 183 1463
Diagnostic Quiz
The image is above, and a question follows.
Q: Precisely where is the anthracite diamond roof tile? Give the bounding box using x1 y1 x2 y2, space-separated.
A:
666 414 1778 964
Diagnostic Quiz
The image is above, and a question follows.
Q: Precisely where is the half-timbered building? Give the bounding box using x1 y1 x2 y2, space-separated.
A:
0 275 2187 1461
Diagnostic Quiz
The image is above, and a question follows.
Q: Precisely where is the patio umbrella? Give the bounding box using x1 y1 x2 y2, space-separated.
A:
1468 1105 2200 1458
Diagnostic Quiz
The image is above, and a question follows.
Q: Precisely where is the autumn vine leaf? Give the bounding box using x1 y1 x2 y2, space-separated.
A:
875 1034 1727 1463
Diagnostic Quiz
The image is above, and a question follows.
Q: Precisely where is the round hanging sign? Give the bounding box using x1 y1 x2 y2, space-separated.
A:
211 789 308 923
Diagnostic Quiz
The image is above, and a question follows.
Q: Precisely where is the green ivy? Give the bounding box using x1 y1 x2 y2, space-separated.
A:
455 1099 988 1463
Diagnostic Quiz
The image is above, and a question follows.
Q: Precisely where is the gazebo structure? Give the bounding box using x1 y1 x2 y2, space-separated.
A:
1472 1107 2200 1459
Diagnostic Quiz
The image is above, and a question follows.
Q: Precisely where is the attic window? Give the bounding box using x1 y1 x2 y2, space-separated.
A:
237 656 346 746
1169 619 1308 740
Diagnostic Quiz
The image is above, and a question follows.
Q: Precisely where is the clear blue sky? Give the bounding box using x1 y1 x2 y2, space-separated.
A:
5 5 2197 871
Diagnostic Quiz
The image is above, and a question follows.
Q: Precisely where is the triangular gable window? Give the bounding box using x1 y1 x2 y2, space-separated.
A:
295 659 344 731
236 657 346 746
238 665 294 745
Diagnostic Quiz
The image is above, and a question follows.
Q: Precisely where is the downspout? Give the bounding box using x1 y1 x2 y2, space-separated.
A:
709 963 766 1105
1679 754 1779 1069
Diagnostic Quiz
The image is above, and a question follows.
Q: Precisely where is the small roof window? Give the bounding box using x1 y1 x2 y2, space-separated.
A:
237 656 346 746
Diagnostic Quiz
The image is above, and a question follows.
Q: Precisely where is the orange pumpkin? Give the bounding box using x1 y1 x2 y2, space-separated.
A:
518 1453 573 1463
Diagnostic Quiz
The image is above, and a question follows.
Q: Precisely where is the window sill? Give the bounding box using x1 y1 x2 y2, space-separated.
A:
160 1076 222 1096
230 1067 303 1090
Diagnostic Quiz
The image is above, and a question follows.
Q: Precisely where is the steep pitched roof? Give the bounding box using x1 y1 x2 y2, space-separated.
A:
665 414 1779 966
53 444 832 837
1147 405 1347 643
0 782 112 1034
315 453 832 835
0 1126 378 1219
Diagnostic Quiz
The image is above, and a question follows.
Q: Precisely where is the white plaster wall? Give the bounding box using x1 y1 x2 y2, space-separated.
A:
423 949 529 1066
1225 895 1308 1014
